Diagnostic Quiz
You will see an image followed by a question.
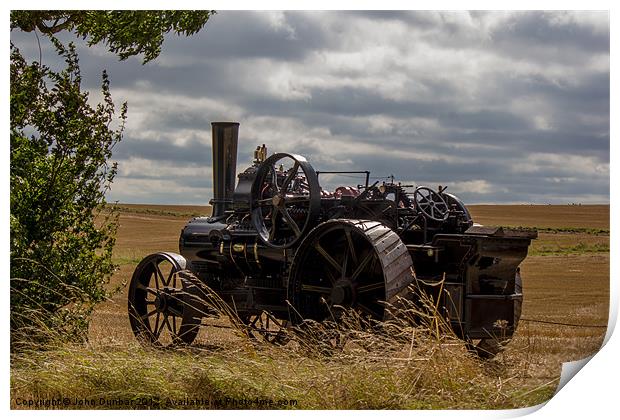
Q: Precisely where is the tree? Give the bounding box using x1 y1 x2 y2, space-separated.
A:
10 39 125 345
11 10 215 63
10 11 214 346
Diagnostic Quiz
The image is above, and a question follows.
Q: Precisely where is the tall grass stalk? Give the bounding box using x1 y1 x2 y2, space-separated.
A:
11 272 558 409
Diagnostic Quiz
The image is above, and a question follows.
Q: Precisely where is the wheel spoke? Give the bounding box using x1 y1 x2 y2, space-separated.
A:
141 308 158 320
281 208 301 237
281 162 300 192
271 165 277 188
341 252 349 278
258 198 273 206
166 266 175 286
151 263 160 289
345 229 358 266
314 243 343 276
357 282 384 294
156 314 168 338
301 284 332 294
324 267 337 285
269 208 280 240
152 261 166 288
350 251 374 282
136 283 158 296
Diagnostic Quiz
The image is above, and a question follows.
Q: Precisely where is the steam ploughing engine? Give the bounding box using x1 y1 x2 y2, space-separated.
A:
128 122 537 357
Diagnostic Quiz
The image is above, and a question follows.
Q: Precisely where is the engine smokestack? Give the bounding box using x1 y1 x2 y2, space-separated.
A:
210 122 239 217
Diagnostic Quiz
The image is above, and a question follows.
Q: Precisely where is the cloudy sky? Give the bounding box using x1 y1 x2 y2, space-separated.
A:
11 10 610 204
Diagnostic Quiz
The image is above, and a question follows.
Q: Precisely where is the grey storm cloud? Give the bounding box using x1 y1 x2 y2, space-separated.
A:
492 11 610 53
117 136 211 164
10 10 609 204
160 11 333 61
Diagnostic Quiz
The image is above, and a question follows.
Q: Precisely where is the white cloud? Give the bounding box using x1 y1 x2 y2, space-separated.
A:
547 11 609 34
108 178 211 205
260 11 298 40
447 179 502 195
264 65 312 101
117 157 212 179
516 153 609 178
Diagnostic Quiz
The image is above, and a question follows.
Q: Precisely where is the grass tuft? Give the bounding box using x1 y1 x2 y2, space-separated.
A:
12 278 559 410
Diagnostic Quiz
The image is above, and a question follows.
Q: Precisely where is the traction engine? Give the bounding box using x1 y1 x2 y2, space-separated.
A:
128 122 536 357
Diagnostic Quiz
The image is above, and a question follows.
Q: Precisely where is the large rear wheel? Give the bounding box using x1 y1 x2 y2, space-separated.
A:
287 219 414 324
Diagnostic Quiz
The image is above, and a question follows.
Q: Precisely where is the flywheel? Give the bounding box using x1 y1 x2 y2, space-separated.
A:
287 219 414 324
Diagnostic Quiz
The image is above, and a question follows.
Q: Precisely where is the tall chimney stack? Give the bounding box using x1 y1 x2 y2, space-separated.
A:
210 122 239 217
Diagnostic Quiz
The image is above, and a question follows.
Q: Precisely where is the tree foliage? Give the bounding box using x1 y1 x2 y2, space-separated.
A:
11 10 215 63
10 11 213 346
10 39 126 344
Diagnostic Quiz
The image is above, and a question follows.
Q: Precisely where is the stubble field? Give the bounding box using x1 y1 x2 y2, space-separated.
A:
11 204 609 409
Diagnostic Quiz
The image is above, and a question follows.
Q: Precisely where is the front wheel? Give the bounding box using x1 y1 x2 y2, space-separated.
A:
128 252 201 346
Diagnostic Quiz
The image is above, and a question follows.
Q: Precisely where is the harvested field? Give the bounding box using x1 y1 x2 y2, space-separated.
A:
11 204 609 409
469 204 609 230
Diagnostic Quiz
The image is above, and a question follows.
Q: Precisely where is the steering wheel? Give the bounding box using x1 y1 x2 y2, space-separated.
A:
413 186 449 222
251 153 320 248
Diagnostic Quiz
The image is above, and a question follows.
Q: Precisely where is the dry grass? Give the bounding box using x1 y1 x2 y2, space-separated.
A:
10 335 557 409
10 204 609 409
11 288 559 410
